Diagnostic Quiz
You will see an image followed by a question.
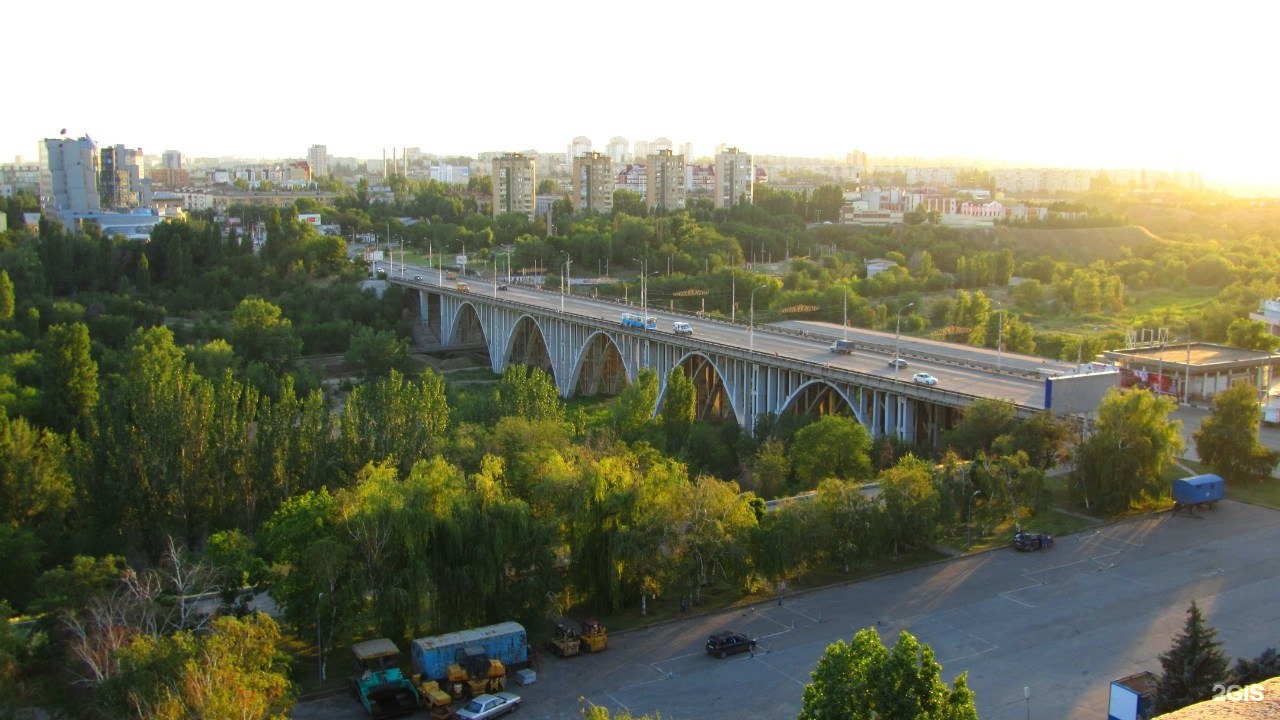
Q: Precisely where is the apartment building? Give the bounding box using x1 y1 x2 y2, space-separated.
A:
100 144 146 209
571 151 614 213
307 145 329 177
43 135 102 217
714 147 753 208
492 153 537 220
646 149 685 212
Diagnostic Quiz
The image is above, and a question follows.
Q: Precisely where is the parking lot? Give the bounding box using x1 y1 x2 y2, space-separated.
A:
293 500 1280 719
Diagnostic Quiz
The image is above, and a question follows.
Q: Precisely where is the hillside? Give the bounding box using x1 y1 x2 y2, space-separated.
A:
989 225 1161 261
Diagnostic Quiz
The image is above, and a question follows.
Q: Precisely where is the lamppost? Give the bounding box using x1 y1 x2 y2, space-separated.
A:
317 592 326 683
966 489 982 549
560 251 572 312
750 284 767 353
895 302 915 378
996 307 1007 371
632 257 650 315
842 289 849 342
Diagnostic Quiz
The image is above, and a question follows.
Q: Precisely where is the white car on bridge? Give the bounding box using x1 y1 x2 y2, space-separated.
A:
672 321 693 335
913 372 938 386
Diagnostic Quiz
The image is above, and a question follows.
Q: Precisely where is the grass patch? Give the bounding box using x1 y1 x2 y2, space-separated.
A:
1228 478 1280 509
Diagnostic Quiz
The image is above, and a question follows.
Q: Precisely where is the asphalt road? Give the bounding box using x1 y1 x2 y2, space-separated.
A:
293 500 1280 720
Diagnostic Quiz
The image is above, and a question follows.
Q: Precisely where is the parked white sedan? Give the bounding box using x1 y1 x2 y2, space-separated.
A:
454 692 521 720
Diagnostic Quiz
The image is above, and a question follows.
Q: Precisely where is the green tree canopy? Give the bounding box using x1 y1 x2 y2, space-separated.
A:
1154 601 1229 714
798 627 977 720
1071 389 1182 513
790 415 873 490
230 297 302 374
1193 381 1280 483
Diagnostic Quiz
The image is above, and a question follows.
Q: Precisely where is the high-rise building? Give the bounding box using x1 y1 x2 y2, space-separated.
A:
651 137 673 154
492 153 537 220
714 147 754 208
572 151 614 214
633 140 651 162
161 150 183 169
307 144 329 177
43 135 101 217
99 144 144 209
646 149 685 212
606 137 628 164
567 136 592 163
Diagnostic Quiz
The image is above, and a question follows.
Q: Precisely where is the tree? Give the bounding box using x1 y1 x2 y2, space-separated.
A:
1194 382 1280 483
1154 601 1229 714
344 326 411 380
339 368 450 477
0 269 13 321
230 297 301 374
41 321 98 432
789 415 873 490
1229 647 1280 687
660 367 696 455
613 368 659 444
98 613 294 719
493 365 563 423
943 398 1015 459
1225 318 1279 352
1071 389 1182 513
798 627 977 720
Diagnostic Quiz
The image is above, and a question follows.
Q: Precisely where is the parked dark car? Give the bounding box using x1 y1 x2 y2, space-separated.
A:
1013 531 1053 551
706 632 756 658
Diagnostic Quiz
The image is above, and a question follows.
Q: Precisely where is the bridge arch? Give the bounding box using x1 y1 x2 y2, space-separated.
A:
778 379 864 426
569 331 628 396
660 351 738 424
446 302 488 347
500 314 555 385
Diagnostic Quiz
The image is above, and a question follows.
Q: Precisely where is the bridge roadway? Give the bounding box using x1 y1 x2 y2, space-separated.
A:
384 263 1074 438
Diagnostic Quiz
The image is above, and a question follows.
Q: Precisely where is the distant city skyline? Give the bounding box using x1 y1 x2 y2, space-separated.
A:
5 0 1276 194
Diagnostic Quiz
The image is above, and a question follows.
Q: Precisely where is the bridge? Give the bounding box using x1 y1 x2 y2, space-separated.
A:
384 265 1112 445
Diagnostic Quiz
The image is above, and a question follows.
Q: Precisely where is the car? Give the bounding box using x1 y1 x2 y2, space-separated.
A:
912 372 938 385
706 632 756 659
672 321 693 335
413 274 422 280
887 358 909 369
498 284 509 291
1013 531 1053 551
453 692 521 720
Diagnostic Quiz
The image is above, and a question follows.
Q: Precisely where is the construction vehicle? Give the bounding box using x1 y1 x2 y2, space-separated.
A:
546 620 581 657
348 638 420 719
578 618 608 652
411 622 528 700
412 675 455 720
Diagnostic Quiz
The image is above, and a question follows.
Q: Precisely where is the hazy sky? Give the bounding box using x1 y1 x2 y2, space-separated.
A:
5 0 1276 192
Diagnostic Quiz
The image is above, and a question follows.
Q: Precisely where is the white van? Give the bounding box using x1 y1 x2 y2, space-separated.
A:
672 321 693 335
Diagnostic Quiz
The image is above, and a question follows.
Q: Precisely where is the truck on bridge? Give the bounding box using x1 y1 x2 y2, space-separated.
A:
830 339 856 354
621 312 657 330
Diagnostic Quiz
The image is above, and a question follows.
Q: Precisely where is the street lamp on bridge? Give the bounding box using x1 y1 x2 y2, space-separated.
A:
895 302 915 379
750 284 767 353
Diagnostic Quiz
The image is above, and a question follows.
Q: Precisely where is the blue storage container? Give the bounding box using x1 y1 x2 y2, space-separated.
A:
1171 474 1224 508
411 622 528 682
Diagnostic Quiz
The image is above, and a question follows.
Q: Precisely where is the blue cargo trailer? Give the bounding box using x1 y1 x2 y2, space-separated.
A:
1172 474 1224 510
411 622 529 683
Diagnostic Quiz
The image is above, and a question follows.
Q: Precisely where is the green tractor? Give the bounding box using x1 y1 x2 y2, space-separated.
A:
348 638 421 719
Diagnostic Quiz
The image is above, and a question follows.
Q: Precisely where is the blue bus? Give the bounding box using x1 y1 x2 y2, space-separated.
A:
621 312 657 329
